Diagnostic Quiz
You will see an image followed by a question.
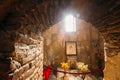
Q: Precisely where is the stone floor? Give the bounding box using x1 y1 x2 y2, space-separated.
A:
48 72 100 80
48 68 103 80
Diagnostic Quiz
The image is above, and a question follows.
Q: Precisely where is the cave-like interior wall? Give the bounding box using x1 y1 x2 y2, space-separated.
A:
0 23 43 79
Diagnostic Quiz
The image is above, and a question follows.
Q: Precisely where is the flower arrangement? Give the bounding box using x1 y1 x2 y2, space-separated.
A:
61 62 70 71
76 62 89 72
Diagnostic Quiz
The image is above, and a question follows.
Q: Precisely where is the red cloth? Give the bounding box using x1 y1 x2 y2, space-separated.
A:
43 66 52 80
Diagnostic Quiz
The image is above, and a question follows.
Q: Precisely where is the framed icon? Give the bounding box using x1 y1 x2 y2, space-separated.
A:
65 41 77 56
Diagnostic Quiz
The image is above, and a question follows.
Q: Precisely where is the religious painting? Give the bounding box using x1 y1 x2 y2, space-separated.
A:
65 41 77 56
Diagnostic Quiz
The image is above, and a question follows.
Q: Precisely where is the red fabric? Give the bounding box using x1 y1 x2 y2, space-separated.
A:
43 66 52 80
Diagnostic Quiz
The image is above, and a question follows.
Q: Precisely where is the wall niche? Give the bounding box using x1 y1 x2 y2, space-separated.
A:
43 19 105 71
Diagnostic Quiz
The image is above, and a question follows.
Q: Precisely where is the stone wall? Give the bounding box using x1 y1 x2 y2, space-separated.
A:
104 53 120 80
0 24 43 80
8 53 43 80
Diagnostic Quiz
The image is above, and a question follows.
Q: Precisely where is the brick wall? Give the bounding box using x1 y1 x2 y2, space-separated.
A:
8 34 43 80
8 53 43 80
0 24 44 80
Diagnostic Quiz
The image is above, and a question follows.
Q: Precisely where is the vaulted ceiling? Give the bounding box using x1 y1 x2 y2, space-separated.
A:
0 0 120 56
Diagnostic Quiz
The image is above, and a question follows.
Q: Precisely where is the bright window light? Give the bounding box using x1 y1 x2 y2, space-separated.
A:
65 15 76 32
